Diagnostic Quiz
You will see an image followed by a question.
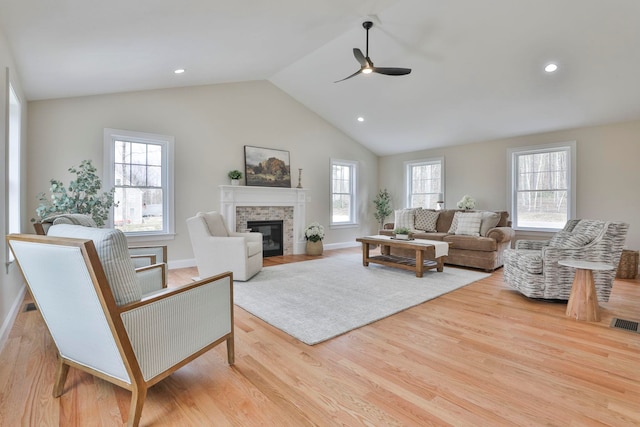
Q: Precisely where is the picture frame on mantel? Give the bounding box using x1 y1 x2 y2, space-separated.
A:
244 145 291 188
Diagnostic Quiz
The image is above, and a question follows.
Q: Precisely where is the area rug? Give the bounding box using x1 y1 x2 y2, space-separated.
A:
233 253 490 345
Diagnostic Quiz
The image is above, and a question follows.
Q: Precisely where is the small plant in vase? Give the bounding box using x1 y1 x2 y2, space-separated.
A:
228 170 243 185
304 222 325 256
457 195 476 210
393 227 411 240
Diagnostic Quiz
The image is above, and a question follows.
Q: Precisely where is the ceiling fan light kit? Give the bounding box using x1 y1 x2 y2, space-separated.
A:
335 21 411 83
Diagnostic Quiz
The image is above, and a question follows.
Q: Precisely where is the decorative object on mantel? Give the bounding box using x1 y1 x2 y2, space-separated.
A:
393 227 411 240
227 169 243 186
304 222 325 256
296 168 303 188
373 188 393 229
244 145 291 188
457 195 476 210
32 159 117 227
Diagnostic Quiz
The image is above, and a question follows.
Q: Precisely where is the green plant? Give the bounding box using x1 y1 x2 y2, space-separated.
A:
373 188 393 228
228 170 243 180
393 227 411 235
32 160 117 227
304 222 325 242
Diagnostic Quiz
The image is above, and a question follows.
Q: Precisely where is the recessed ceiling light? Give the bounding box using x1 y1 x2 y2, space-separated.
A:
174 69 185 74
357 116 365 122
544 63 558 73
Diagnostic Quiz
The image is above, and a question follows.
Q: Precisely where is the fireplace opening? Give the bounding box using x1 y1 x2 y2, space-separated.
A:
247 220 284 257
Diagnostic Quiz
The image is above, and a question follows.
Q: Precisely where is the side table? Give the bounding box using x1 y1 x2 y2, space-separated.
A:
559 259 614 322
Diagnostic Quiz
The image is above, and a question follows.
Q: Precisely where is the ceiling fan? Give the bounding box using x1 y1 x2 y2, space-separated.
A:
335 21 411 83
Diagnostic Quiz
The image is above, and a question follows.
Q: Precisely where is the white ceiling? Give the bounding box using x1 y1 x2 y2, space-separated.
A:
2 0 640 155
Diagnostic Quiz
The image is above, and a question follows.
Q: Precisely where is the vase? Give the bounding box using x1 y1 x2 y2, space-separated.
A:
306 240 323 256
231 179 239 186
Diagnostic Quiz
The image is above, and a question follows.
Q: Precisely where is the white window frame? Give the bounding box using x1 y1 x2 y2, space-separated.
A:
507 141 576 232
405 157 445 209
103 128 175 242
330 159 358 227
6 79 21 264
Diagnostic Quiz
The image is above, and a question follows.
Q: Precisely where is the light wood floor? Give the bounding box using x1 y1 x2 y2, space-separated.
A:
2 248 640 426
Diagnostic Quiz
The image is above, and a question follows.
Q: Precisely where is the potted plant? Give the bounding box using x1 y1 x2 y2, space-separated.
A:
457 195 476 210
32 160 117 227
304 222 325 256
373 188 393 230
393 227 411 240
228 170 243 185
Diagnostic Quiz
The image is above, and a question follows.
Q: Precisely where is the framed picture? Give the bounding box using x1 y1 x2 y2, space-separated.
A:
244 145 291 188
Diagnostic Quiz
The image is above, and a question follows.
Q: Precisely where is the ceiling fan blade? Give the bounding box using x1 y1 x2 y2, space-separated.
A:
334 69 362 83
353 48 367 67
373 67 412 76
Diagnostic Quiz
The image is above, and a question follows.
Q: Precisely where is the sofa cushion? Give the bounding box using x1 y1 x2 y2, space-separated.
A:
436 210 456 232
548 231 593 248
479 212 501 237
443 235 497 252
394 208 419 230
414 209 439 232
504 248 543 274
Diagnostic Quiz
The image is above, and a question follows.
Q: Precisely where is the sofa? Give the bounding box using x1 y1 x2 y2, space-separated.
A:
381 208 515 271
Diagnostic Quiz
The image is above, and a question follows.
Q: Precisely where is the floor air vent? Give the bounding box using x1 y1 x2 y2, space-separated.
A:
610 318 640 333
24 302 37 312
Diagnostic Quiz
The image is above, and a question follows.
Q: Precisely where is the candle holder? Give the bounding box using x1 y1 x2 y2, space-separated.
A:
296 168 303 188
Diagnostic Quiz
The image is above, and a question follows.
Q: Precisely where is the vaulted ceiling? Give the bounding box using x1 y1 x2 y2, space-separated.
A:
2 0 639 155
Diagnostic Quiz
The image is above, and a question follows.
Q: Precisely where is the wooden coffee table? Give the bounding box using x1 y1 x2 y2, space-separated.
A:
356 235 449 277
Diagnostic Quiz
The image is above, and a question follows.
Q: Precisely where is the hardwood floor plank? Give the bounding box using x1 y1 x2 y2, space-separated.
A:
1 248 639 426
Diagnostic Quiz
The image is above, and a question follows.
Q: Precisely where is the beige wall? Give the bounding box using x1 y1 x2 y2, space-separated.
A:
26 81 380 265
0 30 29 348
379 120 640 250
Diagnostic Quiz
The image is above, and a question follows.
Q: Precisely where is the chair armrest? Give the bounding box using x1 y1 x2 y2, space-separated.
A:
486 227 514 243
135 263 167 295
119 272 233 381
229 231 262 244
515 239 550 250
130 254 157 268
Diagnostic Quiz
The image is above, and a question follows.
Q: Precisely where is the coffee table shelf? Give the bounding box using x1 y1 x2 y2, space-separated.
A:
368 254 439 273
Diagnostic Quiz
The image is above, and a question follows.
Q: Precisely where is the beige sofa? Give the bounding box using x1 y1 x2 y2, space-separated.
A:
381 208 515 271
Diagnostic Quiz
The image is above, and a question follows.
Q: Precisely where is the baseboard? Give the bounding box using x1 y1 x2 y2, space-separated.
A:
168 258 196 270
324 241 360 250
0 286 27 354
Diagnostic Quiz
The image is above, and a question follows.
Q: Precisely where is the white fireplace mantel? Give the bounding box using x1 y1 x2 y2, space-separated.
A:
219 185 308 254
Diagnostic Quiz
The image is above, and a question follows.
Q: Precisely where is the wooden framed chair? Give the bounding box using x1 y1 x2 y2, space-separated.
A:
7 224 234 427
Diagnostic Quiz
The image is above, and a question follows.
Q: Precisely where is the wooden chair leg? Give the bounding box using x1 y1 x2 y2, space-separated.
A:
53 357 70 397
227 336 235 365
127 386 147 427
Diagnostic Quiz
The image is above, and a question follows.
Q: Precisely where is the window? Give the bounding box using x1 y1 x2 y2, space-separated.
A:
508 142 576 231
104 128 175 240
405 157 444 208
331 159 357 226
6 82 21 263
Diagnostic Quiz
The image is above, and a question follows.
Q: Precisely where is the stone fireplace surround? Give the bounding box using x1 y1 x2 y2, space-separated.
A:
219 185 308 255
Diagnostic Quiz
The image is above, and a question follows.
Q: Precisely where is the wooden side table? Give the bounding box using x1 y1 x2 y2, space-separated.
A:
559 259 614 322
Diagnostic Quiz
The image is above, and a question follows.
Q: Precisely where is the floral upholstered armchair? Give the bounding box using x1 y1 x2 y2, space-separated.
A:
503 219 629 301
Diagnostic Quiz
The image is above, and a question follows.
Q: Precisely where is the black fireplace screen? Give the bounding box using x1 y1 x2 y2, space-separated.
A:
246 220 284 257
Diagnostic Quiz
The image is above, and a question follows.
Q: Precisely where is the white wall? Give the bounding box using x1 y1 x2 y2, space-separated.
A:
26 81 380 264
0 30 28 350
379 120 640 250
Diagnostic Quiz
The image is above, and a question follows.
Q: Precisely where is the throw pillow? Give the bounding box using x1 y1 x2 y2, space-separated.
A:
548 231 593 248
394 208 419 231
448 211 462 234
454 212 483 236
414 209 439 232
479 211 501 237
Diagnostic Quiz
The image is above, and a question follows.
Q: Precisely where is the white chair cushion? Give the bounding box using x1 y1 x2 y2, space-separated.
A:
48 224 142 306
197 211 229 236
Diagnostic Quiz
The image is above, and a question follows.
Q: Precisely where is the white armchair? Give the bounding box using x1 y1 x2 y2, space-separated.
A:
186 211 263 281
7 224 234 427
